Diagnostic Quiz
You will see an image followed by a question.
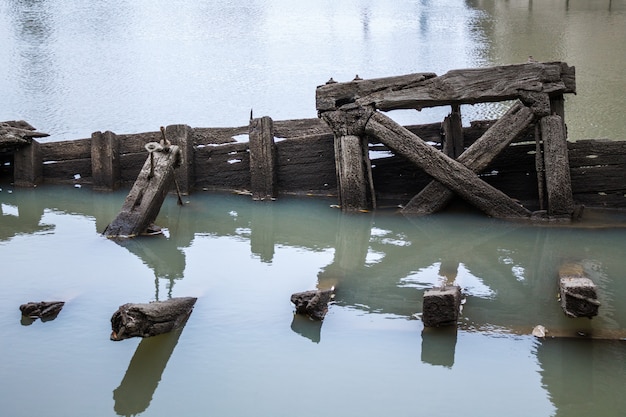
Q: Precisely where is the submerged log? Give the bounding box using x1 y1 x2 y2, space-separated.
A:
402 101 534 215
291 289 334 321
365 111 531 219
104 144 181 238
110 297 197 341
19 301 65 321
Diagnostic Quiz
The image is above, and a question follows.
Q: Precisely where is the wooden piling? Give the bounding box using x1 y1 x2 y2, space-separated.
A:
558 263 600 318
441 105 464 159
249 116 277 200
13 139 42 187
165 124 194 195
335 134 372 211
541 115 575 216
422 285 462 327
104 145 181 238
91 131 120 191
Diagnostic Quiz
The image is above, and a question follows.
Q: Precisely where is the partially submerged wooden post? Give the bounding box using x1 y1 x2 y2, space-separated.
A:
110 297 197 341
541 115 575 216
1 121 49 187
165 124 194 195
558 263 600 318
91 130 120 191
104 142 181 238
422 286 462 327
249 116 277 200
291 288 335 321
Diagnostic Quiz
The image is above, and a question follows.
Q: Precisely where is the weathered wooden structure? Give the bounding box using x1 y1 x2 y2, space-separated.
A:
316 62 578 219
2 62 625 215
558 263 600 318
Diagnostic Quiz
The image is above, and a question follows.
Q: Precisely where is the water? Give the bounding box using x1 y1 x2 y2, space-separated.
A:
1 1 626 416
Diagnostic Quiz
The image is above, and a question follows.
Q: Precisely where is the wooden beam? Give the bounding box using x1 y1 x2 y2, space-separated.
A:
366 111 531 219
104 145 181 238
402 101 534 215
249 116 277 200
541 115 575 215
91 130 120 191
316 62 575 112
165 124 194 195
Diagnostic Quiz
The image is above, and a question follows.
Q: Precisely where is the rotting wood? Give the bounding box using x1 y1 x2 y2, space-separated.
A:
13 139 42 187
402 101 535 215
0 121 49 151
249 116 277 200
441 105 464 159
541 115 575 216
91 130 120 191
104 144 181 238
19 301 65 321
291 289 335 321
558 263 600 319
110 297 197 341
422 286 462 327
363 111 531 218
165 124 194 195
316 62 575 112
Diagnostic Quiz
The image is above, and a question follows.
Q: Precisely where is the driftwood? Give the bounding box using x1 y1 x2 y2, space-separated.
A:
291 289 334 321
402 101 535 215
365 111 531 219
104 143 181 238
19 301 65 321
110 297 197 341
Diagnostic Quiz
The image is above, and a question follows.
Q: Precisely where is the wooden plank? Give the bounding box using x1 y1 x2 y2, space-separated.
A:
104 145 181 238
366 111 531 219
40 138 91 161
316 62 575 112
402 101 534 215
249 116 277 200
541 115 575 215
91 131 120 191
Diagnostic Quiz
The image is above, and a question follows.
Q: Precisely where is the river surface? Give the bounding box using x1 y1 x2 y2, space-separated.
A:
1 1 626 417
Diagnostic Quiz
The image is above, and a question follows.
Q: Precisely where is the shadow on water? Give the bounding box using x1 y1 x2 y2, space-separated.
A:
113 325 187 417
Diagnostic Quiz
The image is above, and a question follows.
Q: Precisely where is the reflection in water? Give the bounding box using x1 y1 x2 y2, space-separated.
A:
421 327 458 368
290 313 323 343
113 326 186 416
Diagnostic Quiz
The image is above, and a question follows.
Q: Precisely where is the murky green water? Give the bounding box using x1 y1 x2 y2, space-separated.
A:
1 1 626 416
1 185 626 417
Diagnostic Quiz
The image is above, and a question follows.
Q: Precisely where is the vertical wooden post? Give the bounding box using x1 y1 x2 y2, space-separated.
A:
335 134 370 212
534 124 546 210
165 124 194 195
441 105 464 159
13 139 42 187
249 116 276 201
541 115 575 216
91 130 120 191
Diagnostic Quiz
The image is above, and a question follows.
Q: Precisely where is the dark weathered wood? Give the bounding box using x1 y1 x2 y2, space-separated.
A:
104 145 181 238
165 124 194 195
91 131 120 191
366 111 531 219
249 116 277 200
0 121 49 150
19 301 65 321
558 263 599 318
40 138 91 161
110 297 197 341
541 115 575 215
422 286 462 327
316 62 575 112
441 105 464 158
402 102 534 215
335 134 371 211
13 140 42 187
291 289 334 321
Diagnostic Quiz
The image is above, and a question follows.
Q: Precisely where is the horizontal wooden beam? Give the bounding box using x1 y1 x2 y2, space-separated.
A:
316 62 575 112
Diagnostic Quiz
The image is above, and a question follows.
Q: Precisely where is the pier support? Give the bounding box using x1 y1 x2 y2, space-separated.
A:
249 116 277 200
541 115 575 216
13 140 42 187
165 124 194 195
422 286 462 327
91 131 120 191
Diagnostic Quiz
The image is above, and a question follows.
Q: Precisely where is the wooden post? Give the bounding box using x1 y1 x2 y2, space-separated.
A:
165 124 194 195
13 139 42 187
104 145 181 238
534 123 546 210
541 115 575 216
441 105 464 159
558 263 600 318
249 116 277 200
91 131 120 191
335 134 371 211
422 286 462 327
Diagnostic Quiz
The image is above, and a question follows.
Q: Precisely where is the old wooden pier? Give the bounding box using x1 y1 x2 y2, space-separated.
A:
1 62 625 218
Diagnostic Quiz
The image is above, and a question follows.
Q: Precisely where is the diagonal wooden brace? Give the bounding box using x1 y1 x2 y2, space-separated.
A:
402 101 535 215
365 111 532 219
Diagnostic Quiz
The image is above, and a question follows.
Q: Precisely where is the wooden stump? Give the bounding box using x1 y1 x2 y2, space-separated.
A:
291 289 334 321
110 297 197 341
558 263 600 318
422 286 462 327
249 116 277 200
91 130 120 191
